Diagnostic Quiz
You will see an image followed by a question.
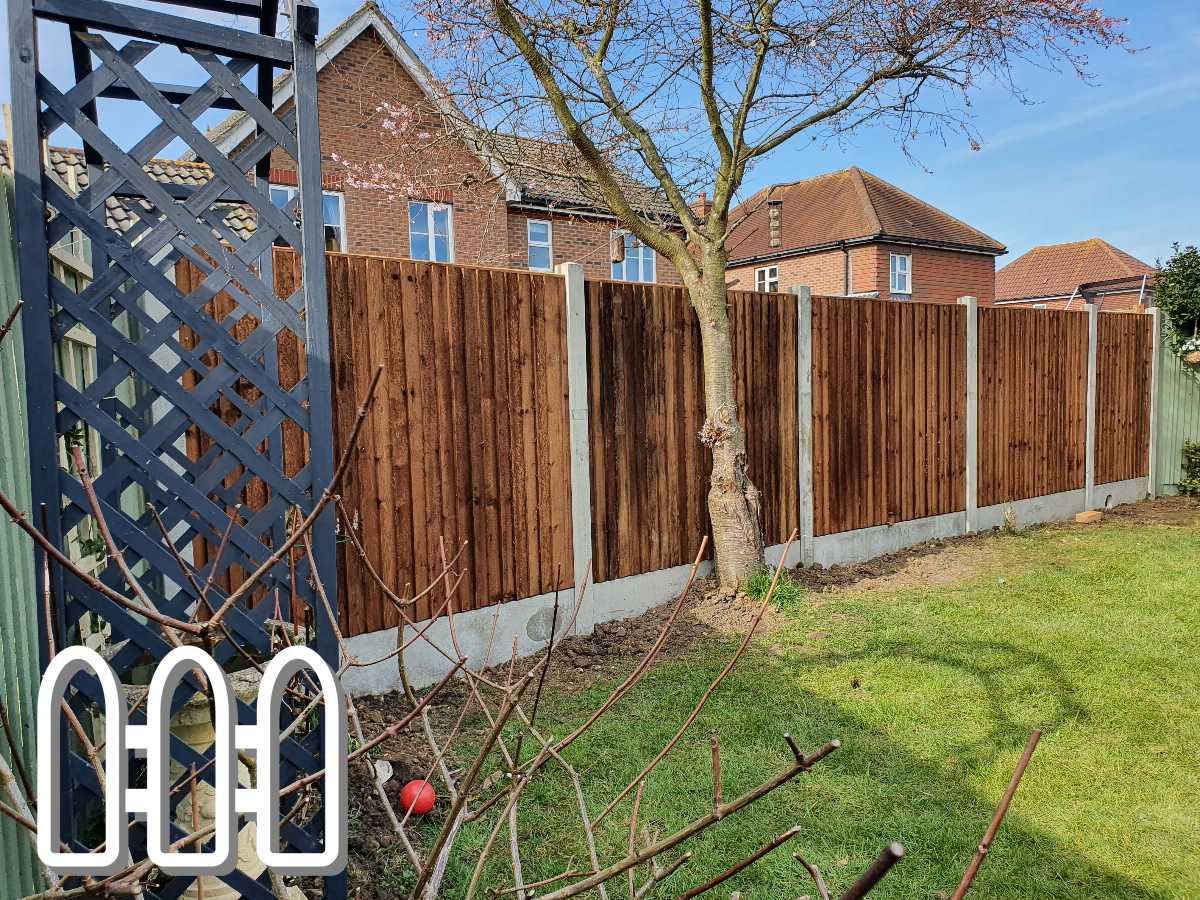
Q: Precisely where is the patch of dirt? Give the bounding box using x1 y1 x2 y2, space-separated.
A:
1104 495 1200 526
788 530 999 594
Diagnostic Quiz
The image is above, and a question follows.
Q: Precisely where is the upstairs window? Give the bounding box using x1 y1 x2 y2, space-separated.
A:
889 253 912 295
409 201 453 262
527 219 553 271
611 231 656 283
755 265 779 293
269 185 346 251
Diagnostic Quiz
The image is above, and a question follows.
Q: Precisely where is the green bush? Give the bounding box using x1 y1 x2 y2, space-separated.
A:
1156 244 1200 358
1179 440 1200 496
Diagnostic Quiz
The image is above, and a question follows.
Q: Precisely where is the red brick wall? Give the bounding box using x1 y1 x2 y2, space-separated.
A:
727 245 872 295
504 208 683 283
257 27 676 278
870 243 997 305
261 29 509 263
729 243 995 303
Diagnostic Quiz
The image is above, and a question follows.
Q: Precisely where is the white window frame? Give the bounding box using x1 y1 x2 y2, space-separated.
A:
889 253 912 295
755 265 779 293
610 230 656 283
268 184 347 251
526 219 554 271
408 200 455 263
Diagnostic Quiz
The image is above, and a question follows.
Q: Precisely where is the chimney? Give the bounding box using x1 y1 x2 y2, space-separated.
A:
690 191 713 220
767 197 783 248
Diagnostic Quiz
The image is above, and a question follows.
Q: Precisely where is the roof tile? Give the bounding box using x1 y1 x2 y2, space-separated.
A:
728 166 1004 261
996 238 1155 302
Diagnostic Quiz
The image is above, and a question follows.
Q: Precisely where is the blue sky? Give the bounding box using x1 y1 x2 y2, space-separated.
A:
2 0 1196 268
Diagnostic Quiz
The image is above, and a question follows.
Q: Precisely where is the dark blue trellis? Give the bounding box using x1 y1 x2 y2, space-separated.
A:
6 0 342 895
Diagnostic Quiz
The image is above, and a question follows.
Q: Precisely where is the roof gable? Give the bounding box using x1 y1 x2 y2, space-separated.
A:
995 238 1156 302
727 167 1005 262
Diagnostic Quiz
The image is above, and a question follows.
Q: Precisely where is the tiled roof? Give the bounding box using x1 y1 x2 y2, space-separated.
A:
483 133 675 218
0 143 257 241
996 238 1155 302
727 166 1005 262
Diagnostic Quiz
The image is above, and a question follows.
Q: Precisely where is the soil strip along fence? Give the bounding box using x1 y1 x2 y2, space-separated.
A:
180 249 1155 692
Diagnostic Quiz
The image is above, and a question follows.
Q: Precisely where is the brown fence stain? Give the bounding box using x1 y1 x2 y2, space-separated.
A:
180 252 1153 635
978 306 1089 506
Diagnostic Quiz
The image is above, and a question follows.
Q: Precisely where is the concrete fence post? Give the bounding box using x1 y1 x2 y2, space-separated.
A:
1147 306 1162 498
1085 301 1100 509
791 284 815 566
958 296 979 531
558 262 594 627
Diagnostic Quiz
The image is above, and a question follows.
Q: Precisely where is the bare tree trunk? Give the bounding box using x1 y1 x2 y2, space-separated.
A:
691 270 764 588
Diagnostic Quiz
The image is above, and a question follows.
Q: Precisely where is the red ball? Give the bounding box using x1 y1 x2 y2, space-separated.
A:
398 779 436 815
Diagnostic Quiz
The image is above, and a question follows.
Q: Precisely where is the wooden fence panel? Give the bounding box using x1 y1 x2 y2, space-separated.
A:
181 250 572 636
586 282 800 582
586 281 707 582
1096 312 1152 485
326 254 573 633
812 298 966 535
978 306 1089 506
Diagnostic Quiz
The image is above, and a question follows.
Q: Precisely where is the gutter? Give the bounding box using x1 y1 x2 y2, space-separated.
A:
507 199 681 225
729 232 1006 268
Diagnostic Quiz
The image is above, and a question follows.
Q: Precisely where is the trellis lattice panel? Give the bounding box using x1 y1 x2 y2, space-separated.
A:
6 0 342 896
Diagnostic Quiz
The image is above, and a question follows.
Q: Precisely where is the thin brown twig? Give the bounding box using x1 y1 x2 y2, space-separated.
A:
678 825 801 898
551 538 705 757
839 842 907 900
793 851 831 900
627 780 644 899
0 486 202 635
0 300 24 346
534 735 839 900
950 730 1041 900
0 699 34 806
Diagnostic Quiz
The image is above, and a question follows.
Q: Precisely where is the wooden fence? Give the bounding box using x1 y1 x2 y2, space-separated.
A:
323 254 573 629
180 250 1156 638
978 307 1089 506
1095 312 1153 486
813 298 966 534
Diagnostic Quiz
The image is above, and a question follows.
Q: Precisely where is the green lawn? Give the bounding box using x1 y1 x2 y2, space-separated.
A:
435 513 1200 898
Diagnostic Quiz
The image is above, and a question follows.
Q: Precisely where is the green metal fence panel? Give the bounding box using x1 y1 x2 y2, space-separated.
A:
1155 331 1200 495
0 167 43 896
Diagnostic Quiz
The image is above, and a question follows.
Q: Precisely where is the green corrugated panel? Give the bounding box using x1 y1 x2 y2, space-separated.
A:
1156 332 1200 495
0 167 44 897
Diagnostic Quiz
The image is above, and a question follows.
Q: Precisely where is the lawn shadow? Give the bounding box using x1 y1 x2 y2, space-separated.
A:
794 637 1090 771
520 641 1169 900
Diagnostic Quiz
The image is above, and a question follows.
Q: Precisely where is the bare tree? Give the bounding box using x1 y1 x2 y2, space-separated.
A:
385 0 1126 587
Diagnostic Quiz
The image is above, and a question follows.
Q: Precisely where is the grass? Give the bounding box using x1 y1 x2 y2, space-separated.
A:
424 516 1200 898
744 565 806 611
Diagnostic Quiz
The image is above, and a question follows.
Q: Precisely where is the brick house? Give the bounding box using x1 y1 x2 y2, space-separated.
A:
202 1 679 283
724 167 1006 303
995 238 1156 311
